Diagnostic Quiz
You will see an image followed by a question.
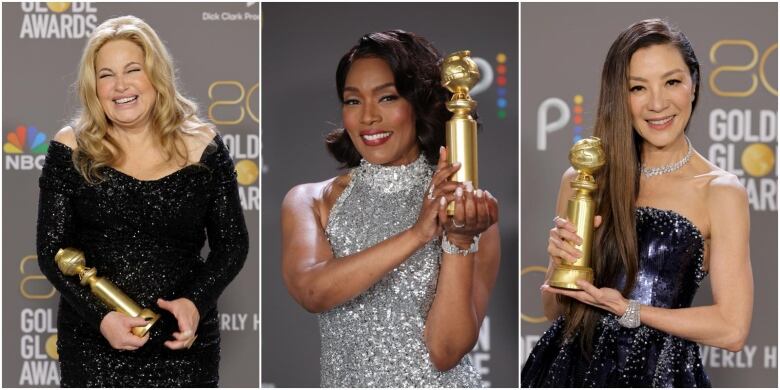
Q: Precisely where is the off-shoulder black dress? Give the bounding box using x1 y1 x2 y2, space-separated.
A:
36 134 248 387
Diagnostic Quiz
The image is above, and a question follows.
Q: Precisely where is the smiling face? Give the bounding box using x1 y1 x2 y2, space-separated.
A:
628 43 695 149
95 39 156 131
341 57 419 166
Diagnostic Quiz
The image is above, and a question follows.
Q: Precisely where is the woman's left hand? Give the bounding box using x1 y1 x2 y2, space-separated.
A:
541 280 628 316
158 298 200 350
440 181 499 248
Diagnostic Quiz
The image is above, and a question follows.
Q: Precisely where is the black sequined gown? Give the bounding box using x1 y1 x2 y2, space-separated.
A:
522 207 711 387
36 135 248 387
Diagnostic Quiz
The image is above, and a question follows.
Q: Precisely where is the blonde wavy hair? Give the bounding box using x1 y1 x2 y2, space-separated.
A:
72 15 211 183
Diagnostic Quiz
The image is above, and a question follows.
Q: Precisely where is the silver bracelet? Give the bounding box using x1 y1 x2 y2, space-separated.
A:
618 299 641 328
441 232 480 256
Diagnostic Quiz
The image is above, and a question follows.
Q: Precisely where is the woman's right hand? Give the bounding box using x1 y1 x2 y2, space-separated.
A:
99 311 150 350
547 215 602 266
411 146 461 244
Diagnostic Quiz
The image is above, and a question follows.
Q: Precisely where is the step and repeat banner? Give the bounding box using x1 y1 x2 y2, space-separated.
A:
521 3 777 387
2 2 259 387
261 3 518 387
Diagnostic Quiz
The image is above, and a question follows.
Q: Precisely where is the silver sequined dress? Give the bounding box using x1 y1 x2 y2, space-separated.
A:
320 155 483 387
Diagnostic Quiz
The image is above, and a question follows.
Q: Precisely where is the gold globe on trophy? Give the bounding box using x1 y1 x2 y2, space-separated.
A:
55 248 159 337
549 136 606 290
441 50 480 215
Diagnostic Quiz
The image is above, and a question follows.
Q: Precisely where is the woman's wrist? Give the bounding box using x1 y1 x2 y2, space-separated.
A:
444 232 478 249
407 226 433 248
614 297 630 316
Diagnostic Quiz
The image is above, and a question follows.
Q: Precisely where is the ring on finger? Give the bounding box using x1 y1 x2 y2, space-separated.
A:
427 184 435 200
451 219 465 228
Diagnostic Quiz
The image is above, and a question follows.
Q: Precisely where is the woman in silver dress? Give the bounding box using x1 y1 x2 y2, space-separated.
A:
281 30 501 387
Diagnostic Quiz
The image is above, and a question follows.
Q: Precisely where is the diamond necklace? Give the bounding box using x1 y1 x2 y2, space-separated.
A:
640 137 693 177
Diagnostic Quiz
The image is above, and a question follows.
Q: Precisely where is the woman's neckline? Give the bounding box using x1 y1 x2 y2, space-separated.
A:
352 153 431 193
50 134 218 183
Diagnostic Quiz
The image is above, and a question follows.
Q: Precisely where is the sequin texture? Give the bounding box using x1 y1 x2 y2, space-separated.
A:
321 155 482 387
36 135 249 387
521 207 711 387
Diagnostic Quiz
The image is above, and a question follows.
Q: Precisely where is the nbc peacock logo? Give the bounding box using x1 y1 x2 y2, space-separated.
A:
4 125 49 170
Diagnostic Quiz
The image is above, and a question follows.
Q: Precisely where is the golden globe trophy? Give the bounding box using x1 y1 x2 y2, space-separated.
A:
441 50 480 215
55 248 159 337
549 137 606 290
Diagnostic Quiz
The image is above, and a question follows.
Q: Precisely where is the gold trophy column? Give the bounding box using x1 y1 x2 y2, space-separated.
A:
549 137 605 290
441 50 480 215
55 248 159 337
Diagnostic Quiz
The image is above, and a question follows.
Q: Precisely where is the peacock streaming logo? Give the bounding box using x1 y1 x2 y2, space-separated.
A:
536 94 589 151
468 52 512 121
495 53 509 120
4 125 49 170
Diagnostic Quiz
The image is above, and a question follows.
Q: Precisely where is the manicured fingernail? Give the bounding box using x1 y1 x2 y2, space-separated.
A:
453 162 461 168
476 189 483 198
465 181 473 192
439 146 444 153
456 187 463 198
440 196 446 206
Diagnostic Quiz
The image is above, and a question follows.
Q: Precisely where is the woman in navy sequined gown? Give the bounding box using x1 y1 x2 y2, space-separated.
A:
281 31 500 387
522 19 752 387
36 16 248 387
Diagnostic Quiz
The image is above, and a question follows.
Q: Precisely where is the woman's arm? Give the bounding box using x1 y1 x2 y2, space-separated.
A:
282 152 462 314
282 184 429 313
36 128 112 330
424 172 500 371
638 174 752 351
423 220 500 371
179 135 249 316
545 174 753 352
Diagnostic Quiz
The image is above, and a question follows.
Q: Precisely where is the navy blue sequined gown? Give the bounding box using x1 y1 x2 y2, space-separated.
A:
36 135 248 387
522 207 711 387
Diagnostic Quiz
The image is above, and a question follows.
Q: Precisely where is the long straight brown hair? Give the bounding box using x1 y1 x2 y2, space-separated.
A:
560 19 701 355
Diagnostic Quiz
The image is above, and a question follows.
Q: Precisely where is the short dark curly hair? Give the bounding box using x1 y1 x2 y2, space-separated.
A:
326 30 451 168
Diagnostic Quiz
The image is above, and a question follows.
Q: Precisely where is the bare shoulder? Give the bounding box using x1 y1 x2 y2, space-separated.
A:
691 153 747 203
283 180 328 210
180 122 217 163
282 174 351 218
53 126 77 150
706 169 748 207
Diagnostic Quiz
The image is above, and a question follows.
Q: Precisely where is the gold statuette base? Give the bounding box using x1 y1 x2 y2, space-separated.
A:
132 308 160 337
548 264 593 290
